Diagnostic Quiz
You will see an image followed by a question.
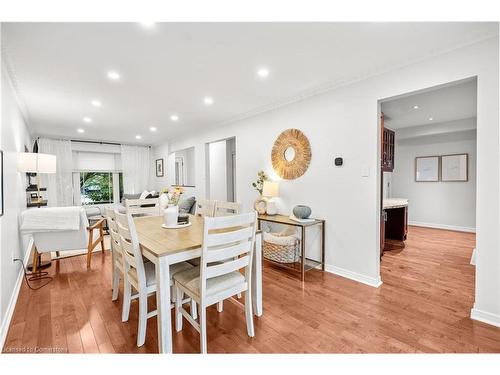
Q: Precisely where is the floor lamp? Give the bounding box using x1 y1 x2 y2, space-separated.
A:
18 152 57 270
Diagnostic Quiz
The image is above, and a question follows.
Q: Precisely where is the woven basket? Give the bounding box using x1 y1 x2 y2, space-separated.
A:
263 232 300 264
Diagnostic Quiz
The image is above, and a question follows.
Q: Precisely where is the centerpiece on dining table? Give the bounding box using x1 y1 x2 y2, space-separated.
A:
160 186 190 228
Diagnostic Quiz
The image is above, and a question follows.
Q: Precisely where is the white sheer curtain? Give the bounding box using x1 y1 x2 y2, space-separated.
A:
38 138 74 207
121 145 150 194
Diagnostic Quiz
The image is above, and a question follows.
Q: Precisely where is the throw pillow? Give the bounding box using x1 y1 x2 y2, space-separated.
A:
179 196 196 214
141 193 157 208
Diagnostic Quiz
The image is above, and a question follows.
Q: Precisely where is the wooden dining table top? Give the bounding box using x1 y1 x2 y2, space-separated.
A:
134 214 261 258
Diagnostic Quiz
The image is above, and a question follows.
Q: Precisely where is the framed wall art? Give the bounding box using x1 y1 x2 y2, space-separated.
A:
415 156 439 182
441 153 468 182
156 158 164 177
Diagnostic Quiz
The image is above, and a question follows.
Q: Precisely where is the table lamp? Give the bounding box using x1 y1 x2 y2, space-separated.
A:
18 152 56 271
262 181 279 215
18 152 56 207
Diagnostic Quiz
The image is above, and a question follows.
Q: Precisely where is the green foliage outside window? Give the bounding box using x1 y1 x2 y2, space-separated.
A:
80 172 113 204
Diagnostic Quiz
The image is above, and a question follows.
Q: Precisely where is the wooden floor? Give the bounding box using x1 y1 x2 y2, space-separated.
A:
4 226 500 353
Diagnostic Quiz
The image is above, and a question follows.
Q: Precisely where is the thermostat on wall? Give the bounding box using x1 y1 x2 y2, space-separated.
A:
334 157 343 166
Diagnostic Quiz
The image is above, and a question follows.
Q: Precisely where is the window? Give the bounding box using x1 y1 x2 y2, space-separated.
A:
80 172 123 205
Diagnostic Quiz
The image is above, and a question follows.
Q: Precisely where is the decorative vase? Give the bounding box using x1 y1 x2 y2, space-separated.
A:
159 193 169 211
163 204 179 227
293 205 311 219
254 197 267 215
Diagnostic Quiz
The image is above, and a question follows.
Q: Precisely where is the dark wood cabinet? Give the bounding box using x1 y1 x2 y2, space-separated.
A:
385 206 408 242
381 113 395 172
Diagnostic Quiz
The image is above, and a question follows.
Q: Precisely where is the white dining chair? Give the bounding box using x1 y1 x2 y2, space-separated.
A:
195 199 215 217
115 211 195 347
213 201 242 217
189 199 217 267
214 200 243 304
125 198 161 216
173 211 257 353
104 207 125 302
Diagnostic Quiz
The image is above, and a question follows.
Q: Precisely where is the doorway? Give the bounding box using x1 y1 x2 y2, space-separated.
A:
206 137 236 202
378 77 478 285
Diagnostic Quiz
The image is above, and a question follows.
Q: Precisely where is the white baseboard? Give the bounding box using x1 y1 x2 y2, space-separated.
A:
471 307 500 327
0 238 33 351
325 264 382 288
409 221 476 233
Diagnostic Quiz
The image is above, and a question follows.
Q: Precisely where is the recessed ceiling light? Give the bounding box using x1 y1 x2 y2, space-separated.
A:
107 71 121 81
170 114 179 121
135 135 142 140
77 128 85 133
83 116 92 123
149 126 157 132
429 117 434 121
139 22 156 28
257 67 270 78
203 97 214 106
91 100 102 107
413 105 419 110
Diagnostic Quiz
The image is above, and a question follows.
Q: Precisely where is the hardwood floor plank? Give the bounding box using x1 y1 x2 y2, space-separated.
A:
3 227 500 353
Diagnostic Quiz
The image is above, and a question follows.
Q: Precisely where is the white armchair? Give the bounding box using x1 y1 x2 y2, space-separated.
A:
25 207 106 272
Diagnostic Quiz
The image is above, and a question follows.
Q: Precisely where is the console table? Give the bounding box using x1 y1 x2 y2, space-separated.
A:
257 214 325 282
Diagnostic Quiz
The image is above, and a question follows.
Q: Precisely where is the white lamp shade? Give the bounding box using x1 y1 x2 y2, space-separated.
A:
17 152 56 173
262 181 279 198
17 153 37 173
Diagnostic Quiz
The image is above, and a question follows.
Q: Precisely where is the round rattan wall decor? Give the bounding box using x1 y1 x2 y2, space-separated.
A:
271 128 311 180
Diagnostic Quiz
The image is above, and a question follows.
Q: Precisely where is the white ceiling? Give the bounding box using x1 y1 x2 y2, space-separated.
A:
381 78 477 129
2 22 496 145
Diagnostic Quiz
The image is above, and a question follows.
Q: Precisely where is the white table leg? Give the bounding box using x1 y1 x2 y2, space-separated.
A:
252 232 263 317
155 256 172 353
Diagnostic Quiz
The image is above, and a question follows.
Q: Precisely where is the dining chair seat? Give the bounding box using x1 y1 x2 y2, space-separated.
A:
127 259 195 291
174 267 245 299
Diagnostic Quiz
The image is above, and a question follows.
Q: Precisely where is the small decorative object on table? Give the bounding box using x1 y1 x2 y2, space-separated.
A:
292 205 311 219
162 186 184 227
254 198 267 215
252 170 269 214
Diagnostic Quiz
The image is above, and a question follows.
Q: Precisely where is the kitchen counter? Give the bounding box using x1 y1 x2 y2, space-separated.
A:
383 198 409 210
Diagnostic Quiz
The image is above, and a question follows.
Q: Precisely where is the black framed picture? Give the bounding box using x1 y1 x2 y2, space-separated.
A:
0 150 3 217
156 158 164 177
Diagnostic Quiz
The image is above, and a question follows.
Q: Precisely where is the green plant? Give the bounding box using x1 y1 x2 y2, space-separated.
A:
252 170 268 195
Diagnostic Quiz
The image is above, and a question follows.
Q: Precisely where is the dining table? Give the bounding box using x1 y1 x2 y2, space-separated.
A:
134 214 263 354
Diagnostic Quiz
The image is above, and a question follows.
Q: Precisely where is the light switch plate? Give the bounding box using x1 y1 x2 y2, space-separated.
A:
362 166 370 177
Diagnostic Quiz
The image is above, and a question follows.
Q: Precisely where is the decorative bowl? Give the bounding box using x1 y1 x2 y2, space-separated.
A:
293 205 311 219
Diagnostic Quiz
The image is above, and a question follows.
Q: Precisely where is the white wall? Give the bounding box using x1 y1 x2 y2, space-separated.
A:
391 128 476 232
208 139 228 201
160 37 499 324
0 61 33 348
